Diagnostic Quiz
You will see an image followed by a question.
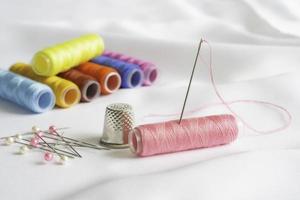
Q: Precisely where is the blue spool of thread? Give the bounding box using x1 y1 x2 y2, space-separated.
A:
0 70 55 113
91 56 144 88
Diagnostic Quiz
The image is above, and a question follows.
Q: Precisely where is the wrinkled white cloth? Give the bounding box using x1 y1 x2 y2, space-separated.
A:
0 0 300 200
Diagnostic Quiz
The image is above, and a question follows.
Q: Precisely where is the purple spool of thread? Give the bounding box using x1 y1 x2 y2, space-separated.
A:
103 51 157 86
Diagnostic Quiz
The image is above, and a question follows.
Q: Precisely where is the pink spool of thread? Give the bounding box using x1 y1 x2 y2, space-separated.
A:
103 50 157 86
129 114 238 157
129 39 291 157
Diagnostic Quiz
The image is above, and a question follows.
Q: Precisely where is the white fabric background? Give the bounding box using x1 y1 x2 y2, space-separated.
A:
0 0 300 199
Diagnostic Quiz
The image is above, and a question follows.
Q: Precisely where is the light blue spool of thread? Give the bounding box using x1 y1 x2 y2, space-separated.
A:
91 56 144 88
0 70 55 113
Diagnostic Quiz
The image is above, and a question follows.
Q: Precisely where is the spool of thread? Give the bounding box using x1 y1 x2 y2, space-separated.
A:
76 62 121 95
129 114 238 157
10 63 81 108
91 56 144 88
58 69 100 102
31 34 105 76
103 50 157 86
0 70 55 113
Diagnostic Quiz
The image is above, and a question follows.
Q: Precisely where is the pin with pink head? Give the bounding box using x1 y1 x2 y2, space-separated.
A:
49 125 57 135
30 137 39 147
44 152 53 161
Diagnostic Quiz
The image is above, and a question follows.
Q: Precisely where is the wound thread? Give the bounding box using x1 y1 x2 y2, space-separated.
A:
76 62 121 95
104 50 157 86
10 63 81 108
127 39 291 158
91 56 143 88
58 69 100 102
0 70 55 113
31 34 105 76
129 114 238 157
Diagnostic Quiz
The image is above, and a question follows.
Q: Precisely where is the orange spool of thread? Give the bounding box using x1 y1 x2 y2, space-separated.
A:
76 62 121 95
58 69 100 102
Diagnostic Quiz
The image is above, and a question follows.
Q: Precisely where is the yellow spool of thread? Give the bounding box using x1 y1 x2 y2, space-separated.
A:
10 63 81 108
31 34 105 76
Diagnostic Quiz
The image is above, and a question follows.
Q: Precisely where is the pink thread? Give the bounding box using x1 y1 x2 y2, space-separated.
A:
129 114 238 157
144 40 292 134
128 39 292 157
202 40 292 134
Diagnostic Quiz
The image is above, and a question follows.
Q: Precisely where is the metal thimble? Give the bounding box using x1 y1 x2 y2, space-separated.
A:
100 103 135 148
